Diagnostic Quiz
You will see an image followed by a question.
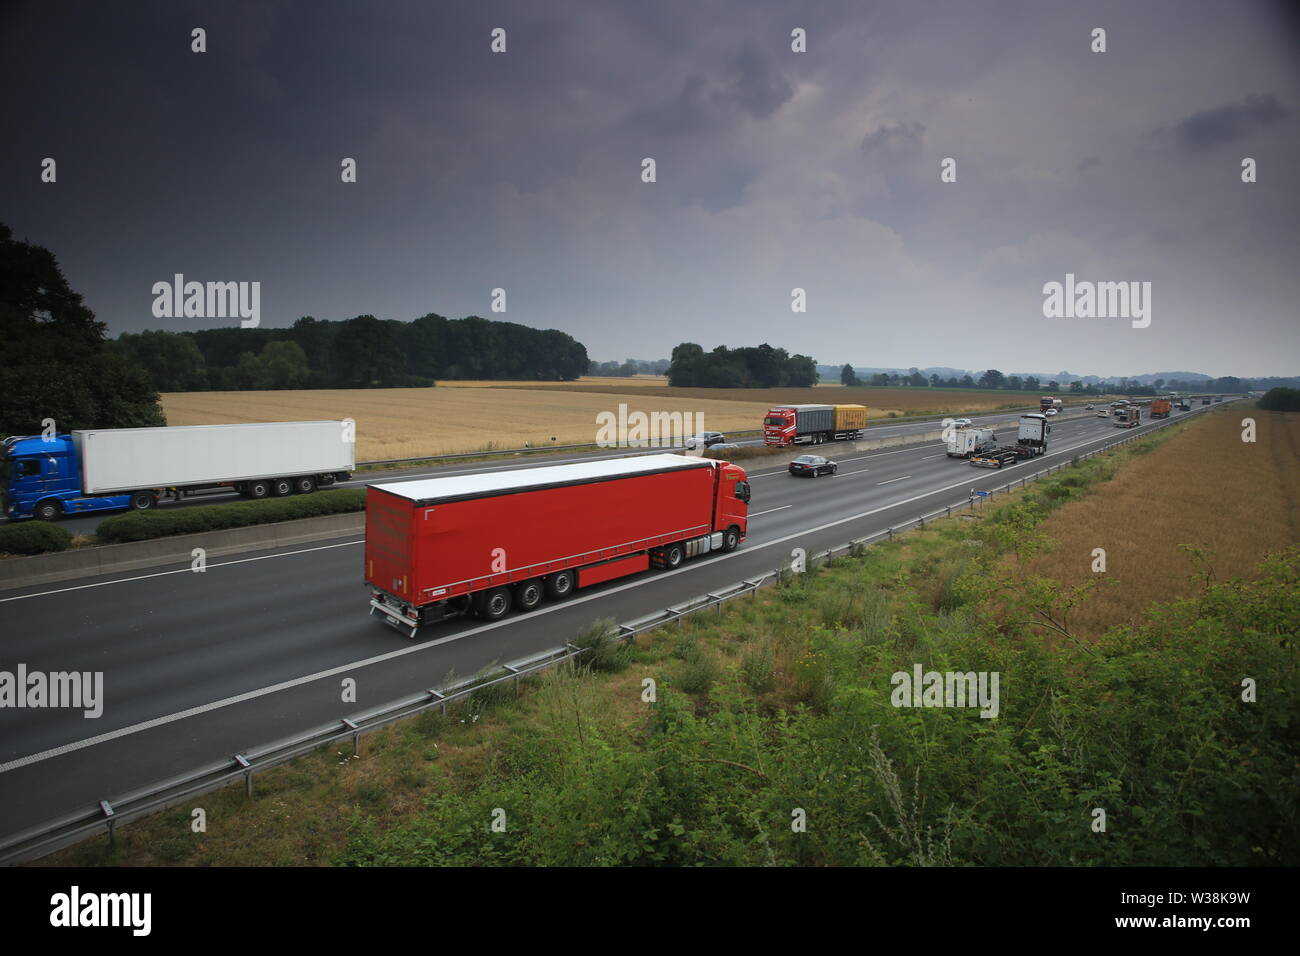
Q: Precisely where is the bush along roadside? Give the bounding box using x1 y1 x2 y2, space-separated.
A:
95 488 367 543
0 521 74 556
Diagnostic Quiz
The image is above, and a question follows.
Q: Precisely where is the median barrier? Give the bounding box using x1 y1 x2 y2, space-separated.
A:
0 512 365 591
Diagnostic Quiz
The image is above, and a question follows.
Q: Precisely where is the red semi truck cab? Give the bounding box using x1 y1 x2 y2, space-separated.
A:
764 406 800 446
365 453 750 636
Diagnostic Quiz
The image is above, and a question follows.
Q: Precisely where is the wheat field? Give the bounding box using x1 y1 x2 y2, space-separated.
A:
161 388 772 460
1019 406 1299 638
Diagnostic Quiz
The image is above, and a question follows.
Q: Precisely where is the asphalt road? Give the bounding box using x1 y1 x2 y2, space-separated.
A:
27 403 1063 536
0 402 1228 838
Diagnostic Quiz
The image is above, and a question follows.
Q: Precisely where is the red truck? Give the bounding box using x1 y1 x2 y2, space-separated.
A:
365 454 751 636
1150 399 1172 418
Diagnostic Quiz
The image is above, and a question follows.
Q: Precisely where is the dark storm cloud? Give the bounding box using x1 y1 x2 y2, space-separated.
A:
0 0 1297 377
860 121 926 156
1175 93 1290 149
629 45 794 137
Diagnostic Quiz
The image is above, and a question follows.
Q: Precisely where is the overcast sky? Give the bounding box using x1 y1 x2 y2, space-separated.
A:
2 0 1297 378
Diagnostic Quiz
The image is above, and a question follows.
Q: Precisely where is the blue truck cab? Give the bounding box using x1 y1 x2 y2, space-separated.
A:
2 434 137 521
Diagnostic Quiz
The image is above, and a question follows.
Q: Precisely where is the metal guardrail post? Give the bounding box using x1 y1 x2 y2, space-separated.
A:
99 800 115 845
342 718 360 756
235 754 252 798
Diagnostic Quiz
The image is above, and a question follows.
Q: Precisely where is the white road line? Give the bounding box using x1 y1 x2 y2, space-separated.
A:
0 416 1197 771
921 453 946 459
749 505 793 517
0 539 364 603
877 475 912 485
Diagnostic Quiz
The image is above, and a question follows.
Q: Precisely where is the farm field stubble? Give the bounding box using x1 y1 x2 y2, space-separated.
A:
161 388 771 460
1016 406 1299 639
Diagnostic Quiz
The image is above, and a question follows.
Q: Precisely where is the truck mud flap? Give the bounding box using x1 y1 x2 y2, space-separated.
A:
370 597 419 639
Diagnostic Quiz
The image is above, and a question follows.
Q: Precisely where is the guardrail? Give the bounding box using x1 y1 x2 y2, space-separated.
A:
0 402 1222 865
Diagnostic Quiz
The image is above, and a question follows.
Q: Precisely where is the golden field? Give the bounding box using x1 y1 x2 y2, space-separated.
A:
161 388 772 461
1019 406 1299 638
162 381 1101 460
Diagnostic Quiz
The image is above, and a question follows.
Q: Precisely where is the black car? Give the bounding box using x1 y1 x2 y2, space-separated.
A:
789 454 836 477
684 430 725 449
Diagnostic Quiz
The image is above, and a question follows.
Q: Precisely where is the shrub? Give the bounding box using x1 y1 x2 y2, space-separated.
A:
96 488 366 543
678 647 717 695
0 521 74 556
572 617 631 673
740 644 776 694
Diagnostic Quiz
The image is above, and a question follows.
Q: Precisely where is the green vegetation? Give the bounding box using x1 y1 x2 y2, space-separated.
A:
0 222 165 436
0 521 73 556
96 489 365 543
117 313 590 391
1258 387 1300 412
668 342 818 388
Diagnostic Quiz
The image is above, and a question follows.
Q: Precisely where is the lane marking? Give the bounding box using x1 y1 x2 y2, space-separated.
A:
877 475 912 485
0 412 1210 771
749 505 792 517
0 539 364 603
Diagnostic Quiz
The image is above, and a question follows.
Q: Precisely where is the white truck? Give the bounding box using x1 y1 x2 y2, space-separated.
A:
4 421 356 521
946 426 998 458
969 414 1051 469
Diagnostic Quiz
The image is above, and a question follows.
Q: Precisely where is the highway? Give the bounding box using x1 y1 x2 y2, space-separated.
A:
0 403 1223 839
17 403 1062 536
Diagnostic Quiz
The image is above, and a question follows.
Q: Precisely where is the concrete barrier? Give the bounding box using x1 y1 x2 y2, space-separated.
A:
0 512 365 592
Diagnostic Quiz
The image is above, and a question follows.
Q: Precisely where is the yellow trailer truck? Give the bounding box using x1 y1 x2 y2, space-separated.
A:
832 404 867 438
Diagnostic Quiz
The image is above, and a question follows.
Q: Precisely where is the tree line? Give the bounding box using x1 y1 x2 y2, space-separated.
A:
1 223 165 436
669 343 818 388
110 314 590 392
838 364 1250 395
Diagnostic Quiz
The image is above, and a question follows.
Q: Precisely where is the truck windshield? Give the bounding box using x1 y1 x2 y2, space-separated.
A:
763 417 787 426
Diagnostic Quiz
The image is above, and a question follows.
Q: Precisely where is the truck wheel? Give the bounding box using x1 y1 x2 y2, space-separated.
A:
514 579 544 611
271 478 294 497
664 543 685 569
294 476 317 494
722 527 740 552
34 500 63 522
129 491 157 511
479 587 513 621
246 480 271 500
545 570 575 599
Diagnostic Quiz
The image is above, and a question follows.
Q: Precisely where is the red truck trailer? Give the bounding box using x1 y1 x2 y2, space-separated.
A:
365 454 751 636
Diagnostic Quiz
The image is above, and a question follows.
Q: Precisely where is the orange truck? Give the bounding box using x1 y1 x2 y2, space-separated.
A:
1150 399 1172 418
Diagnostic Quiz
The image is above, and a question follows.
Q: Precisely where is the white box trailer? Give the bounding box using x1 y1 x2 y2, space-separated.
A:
946 427 997 458
73 421 355 495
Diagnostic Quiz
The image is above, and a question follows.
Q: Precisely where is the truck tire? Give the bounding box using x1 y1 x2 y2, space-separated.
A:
664 543 685 569
271 478 294 497
545 570 575 599
722 526 740 552
294 475 317 494
129 491 157 511
514 579 544 611
246 480 271 500
479 586 512 621
34 500 63 522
